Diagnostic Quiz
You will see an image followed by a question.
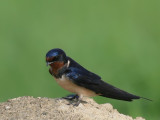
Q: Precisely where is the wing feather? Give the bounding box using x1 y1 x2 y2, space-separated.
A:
65 57 140 101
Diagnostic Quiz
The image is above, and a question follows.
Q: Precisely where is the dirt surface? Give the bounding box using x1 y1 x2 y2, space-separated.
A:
0 96 145 120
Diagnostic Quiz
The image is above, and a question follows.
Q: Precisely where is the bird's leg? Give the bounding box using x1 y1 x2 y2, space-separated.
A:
62 94 79 101
73 94 83 106
63 94 86 106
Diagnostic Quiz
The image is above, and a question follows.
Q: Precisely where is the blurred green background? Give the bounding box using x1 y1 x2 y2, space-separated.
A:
0 0 159 119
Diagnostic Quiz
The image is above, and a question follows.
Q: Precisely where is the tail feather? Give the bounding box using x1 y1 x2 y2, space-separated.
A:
99 82 141 101
140 97 152 101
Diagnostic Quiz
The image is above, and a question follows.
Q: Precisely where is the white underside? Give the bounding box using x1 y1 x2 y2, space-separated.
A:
54 75 97 97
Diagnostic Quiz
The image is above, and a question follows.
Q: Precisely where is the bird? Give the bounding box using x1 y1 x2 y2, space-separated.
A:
46 48 150 106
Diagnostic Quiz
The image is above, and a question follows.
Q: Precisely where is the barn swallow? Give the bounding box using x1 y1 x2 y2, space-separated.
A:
46 48 150 106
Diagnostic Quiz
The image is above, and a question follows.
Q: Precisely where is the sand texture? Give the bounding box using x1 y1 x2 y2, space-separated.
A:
0 96 145 120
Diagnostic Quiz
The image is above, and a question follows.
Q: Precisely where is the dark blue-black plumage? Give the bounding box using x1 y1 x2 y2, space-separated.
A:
64 57 140 101
46 48 150 102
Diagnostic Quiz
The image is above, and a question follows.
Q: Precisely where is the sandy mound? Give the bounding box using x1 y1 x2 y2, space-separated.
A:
0 96 145 120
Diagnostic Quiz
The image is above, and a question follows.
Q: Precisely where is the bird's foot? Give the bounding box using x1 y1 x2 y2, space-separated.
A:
72 99 87 106
62 94 79 101
63 94 87 106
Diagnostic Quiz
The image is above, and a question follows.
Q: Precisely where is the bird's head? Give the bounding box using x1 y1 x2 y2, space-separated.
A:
46 48 67 66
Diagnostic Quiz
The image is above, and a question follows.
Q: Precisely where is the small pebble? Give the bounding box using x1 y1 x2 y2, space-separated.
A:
5 105 10 110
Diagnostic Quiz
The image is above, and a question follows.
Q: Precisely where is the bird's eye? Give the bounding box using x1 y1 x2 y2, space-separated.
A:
53 56 58 61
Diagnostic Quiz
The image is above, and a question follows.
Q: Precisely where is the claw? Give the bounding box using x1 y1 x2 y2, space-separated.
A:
63 94 87 106
62 94 79 100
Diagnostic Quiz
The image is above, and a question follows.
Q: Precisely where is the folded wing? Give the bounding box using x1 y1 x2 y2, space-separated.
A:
66 67 140 101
